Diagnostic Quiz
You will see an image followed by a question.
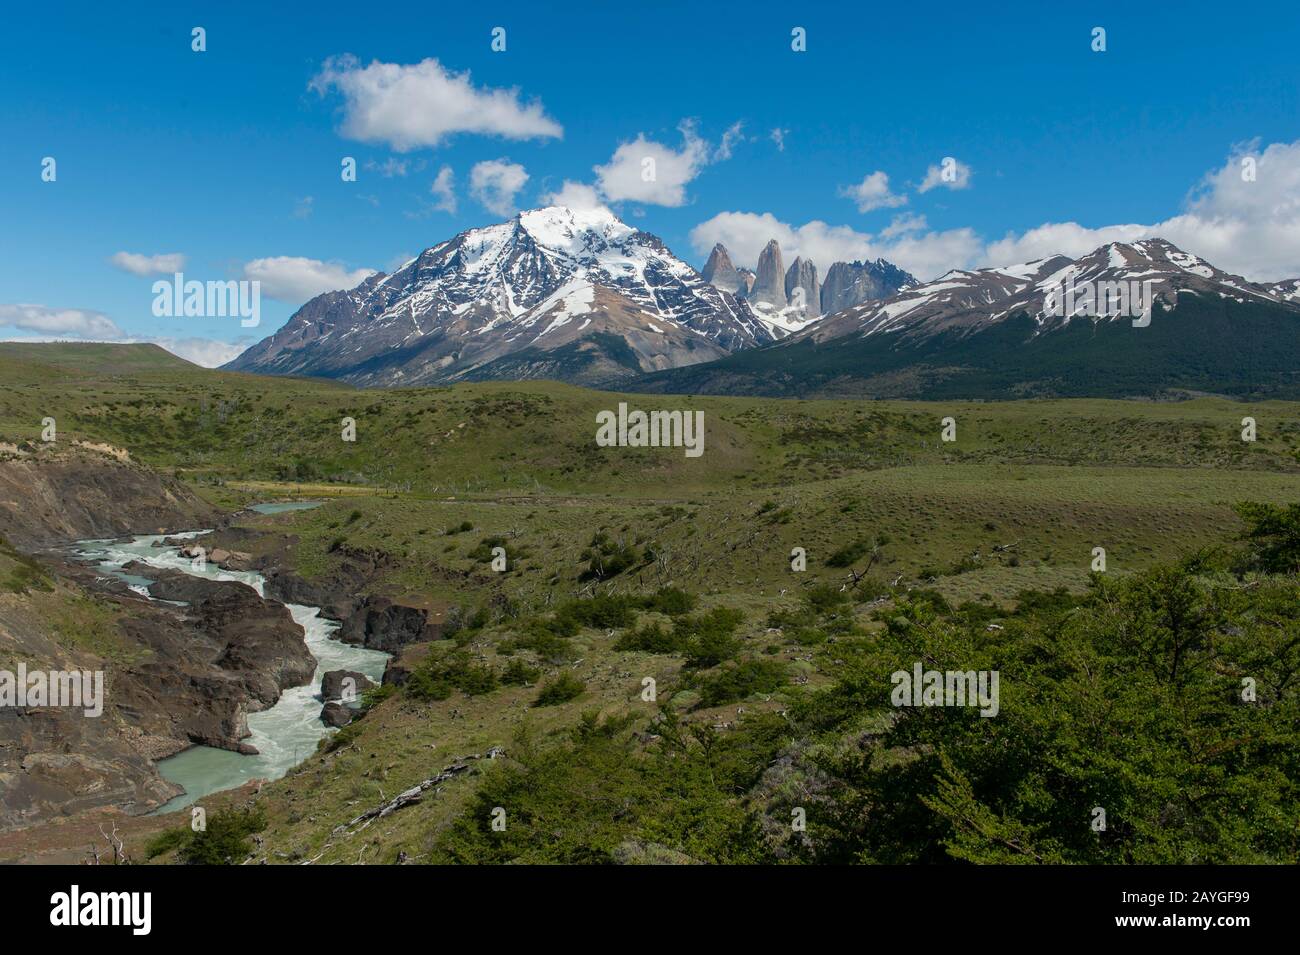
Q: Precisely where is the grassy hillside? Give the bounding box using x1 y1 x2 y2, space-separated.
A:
2 344 1298 499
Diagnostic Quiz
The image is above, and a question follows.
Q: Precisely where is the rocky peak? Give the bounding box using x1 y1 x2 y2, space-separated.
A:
701 243 746 296
821 259 917 314
752 239 787 307
784 256 821 318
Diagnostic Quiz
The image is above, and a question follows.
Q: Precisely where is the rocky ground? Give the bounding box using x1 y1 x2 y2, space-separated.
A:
0 450 454 838
0 443 221 549
0 558 317 831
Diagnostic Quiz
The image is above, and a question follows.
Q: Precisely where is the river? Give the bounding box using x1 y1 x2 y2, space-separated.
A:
71 502 389 814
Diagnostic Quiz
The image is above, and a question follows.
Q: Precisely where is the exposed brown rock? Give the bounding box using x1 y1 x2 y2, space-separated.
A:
0 445 220 549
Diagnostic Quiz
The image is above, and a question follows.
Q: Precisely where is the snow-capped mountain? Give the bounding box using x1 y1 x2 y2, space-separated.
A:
226 206 773 387
630 239 1300 400
1270 278 1300 303
700 239 916 336
800 238 1296 344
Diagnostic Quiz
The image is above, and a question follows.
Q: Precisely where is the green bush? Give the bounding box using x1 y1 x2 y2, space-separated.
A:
578 531 645 581
500 620 576 664
407 650 499 700
614 606 746 664
556 593 637 630
152 806 268 865
698 659 787 707
638 587 697 616
1234 501 1300 573
501 659 541 686
143 826 189 860
679 608 746 668
533 671 586 707
614 621 681 654
360 683 396 711
826 540 871 567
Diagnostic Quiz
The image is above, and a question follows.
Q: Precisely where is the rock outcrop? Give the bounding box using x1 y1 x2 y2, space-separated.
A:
0 446 221 549
340 596 442 651
260 543 393 622
0 562 314 831
751 240 788 308
320 669 375 702
784 257 821 317
820 259 915 314
143 572 316 710
701 243 747 296
319 701 356 728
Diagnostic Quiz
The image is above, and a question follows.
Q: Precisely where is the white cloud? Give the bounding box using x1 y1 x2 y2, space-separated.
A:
364 157 413 177
470 159 529 217
545 121 741 213
839 171 908 213
148 337 251 367
241 257 377 302
918 157 973 193
880 212 928 239
310 55 562 151
109 251 186 277
715 121 745 161
984 221 1149 264
690 212 981 282
430 165 456 214
293 196 314 219
594 122 711 207
540 179 607 211
770 128 787 152
988 141 1300 281
0 303 123 338
697 142 1300 285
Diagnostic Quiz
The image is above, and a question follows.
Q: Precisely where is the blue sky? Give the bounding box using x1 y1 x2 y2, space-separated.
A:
2 0 1298 364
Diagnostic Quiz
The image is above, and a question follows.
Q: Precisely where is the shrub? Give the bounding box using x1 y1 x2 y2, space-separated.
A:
501 620 576 664
556 593 637 630
468 535 528 566
826 540 871 567
1234 501 1300 574
360 683 396 711
176 806 267 865
614 621 681 653
533 672 586 707
638 587 697 616
143 826 189 860
578 531 645 581
407 650 498 700
679 607 746 668
698 659 787 707
501 659 541 686
802 584 849 616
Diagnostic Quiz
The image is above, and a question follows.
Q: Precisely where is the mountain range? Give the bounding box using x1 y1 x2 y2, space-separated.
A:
700 239 916 334
227 206 774 388
226 207 1300 400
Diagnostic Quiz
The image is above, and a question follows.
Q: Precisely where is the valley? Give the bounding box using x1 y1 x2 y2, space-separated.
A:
0 343 1296 864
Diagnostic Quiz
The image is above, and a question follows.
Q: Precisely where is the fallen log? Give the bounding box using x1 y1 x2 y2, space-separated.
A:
333 747 504 835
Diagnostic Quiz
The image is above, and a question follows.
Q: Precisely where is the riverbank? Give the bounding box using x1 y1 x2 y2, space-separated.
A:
71 507 389 813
